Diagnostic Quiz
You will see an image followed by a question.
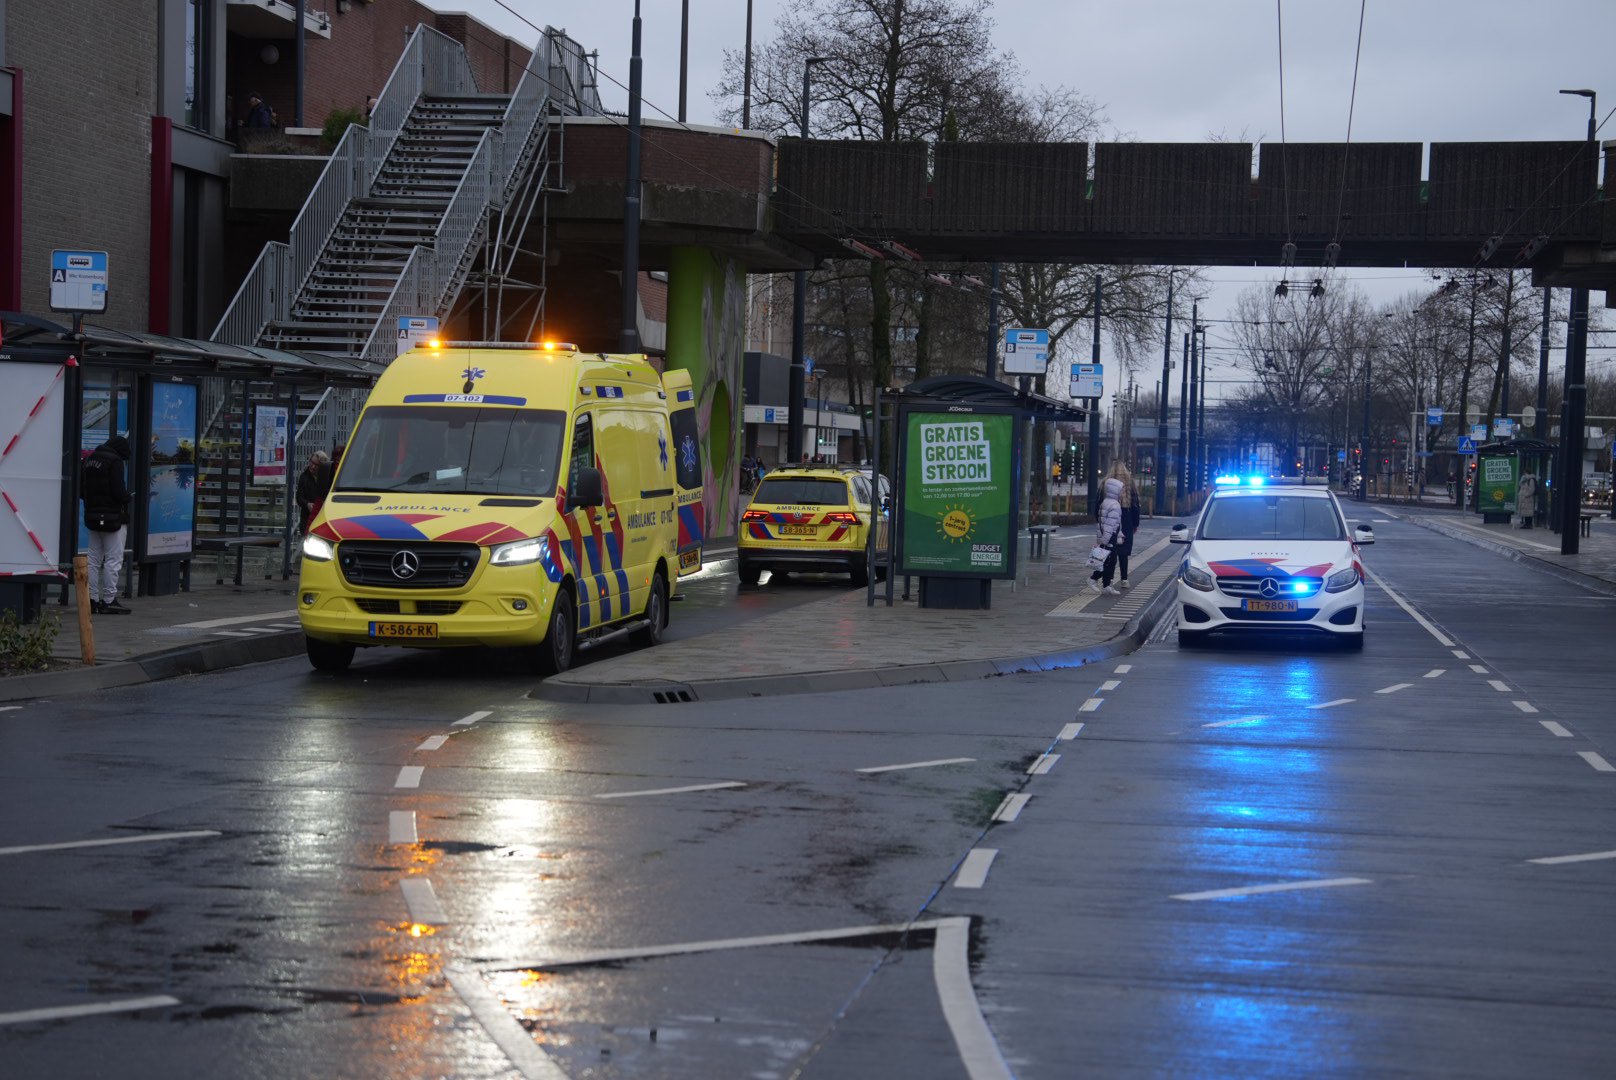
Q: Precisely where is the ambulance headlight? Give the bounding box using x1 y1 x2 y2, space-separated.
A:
491 536 547 566
302 534 335 562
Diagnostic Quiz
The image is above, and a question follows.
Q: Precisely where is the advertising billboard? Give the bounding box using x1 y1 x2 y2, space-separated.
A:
0 361 66 576
253 404 288 486
144 380 198 559
898 409 1017 579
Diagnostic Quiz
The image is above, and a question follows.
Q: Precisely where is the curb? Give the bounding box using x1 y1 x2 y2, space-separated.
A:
0 630 305 703
533 575 1178 706
1380 508 1616 598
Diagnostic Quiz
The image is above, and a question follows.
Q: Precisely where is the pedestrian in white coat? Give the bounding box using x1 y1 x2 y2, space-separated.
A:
1089 476 1124 593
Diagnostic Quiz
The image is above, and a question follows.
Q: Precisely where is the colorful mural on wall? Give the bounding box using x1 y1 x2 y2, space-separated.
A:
665 247 745 541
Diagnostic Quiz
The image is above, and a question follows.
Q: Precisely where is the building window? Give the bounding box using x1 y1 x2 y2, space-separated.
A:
184 0 208 131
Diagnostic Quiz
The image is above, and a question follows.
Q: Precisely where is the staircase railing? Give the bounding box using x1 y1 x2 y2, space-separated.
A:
210 25 477 346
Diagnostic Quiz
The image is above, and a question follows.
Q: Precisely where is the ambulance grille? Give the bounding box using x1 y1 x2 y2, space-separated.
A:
338 541 481 589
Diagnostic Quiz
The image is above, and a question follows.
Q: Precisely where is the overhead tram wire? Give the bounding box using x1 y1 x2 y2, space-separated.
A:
1276 0 1294 261
1329 0 1369 264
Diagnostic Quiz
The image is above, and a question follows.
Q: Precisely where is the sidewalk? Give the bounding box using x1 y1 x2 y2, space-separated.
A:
1373 502 1616 595
1 523 1183 705
538 522 1182 704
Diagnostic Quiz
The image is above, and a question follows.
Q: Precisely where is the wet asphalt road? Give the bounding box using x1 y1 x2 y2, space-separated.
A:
2 520 1614 1078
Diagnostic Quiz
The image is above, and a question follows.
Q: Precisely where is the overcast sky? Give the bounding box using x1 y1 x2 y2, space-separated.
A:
454 0 1613 399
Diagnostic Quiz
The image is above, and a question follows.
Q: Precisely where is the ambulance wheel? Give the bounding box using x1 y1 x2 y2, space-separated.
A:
738 561 762 586
538 593 576 676
634 572 668 648
306 637 354 672
850 559 870 588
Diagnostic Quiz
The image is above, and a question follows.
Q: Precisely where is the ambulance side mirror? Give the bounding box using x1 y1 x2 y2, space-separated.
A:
573 466 604 509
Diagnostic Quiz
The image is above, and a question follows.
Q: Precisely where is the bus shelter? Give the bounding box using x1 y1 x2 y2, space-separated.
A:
868 375 1086 610
0 312 381 620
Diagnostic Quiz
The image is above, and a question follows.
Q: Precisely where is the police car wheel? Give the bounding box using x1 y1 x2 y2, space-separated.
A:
306 637 354 672
538 595 575 676
1177 629 1208 649
634 572 668 648
1340 631 1365 652
739 561 762 586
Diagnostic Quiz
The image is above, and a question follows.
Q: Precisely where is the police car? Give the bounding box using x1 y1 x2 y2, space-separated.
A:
1171 476 1374 649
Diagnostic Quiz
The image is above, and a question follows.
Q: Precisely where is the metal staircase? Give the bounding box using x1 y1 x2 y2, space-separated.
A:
199 24 600 574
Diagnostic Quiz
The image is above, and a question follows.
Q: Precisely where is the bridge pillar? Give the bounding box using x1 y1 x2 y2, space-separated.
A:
666 246 745 543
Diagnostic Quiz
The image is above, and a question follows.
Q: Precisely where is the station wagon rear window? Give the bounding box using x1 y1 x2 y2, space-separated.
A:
754 478 849 506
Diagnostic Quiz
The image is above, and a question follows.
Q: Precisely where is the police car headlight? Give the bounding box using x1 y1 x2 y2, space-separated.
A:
491 537 546 566
1182 563 1215 592
302 534 335 562
1325 566 1361 593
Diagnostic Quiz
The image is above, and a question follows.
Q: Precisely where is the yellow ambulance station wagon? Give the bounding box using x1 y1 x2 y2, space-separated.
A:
297 341 702 675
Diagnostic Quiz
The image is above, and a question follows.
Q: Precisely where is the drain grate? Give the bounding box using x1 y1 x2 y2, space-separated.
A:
650 689 696 704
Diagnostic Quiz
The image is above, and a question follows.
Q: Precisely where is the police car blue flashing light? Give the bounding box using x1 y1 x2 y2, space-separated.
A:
1214 475 1268 487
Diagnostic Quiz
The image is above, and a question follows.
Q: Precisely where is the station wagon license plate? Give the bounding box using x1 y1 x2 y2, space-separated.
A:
369 621 438 640
779 524 818 536
1242 600 1298 613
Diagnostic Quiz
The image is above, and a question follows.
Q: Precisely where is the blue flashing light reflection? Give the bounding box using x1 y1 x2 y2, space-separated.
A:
1215 475 1241 486
1246 475 1265 487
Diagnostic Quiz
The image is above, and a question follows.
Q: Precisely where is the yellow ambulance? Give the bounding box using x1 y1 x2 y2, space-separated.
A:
297 341 702 675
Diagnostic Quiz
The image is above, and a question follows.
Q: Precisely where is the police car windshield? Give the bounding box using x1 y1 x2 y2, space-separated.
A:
755 477 848 506
1201 495 1344 541
335 405 566 496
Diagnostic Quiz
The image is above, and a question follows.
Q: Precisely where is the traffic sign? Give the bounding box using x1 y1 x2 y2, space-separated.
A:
49 249 108 314
1470 423 1488 442
1069 362 1103 399
396 315 439 357
1337 450 1347 461
999 327 1049 376
1457 435 1477 454
1492 418 1516 439
1427 407 1443 425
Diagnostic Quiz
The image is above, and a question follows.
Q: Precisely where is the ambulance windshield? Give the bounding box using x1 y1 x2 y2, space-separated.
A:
335 405 567 496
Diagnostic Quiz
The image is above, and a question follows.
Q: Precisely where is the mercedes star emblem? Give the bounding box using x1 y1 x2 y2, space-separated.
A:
391 550 420 580
1259 577 1280 598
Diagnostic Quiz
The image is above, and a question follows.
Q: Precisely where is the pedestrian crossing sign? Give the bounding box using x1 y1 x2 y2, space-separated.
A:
1457 435 1477 454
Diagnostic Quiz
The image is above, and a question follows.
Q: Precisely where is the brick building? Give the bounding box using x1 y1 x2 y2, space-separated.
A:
0 0 534 339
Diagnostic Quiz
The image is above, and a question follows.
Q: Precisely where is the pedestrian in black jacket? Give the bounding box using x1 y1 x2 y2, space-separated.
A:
1107 462 1142 590
81 435 132 614
296 450 331 535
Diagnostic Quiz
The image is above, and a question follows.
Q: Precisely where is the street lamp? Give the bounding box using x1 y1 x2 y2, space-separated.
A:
788 56 831 466
1559 88 1596 141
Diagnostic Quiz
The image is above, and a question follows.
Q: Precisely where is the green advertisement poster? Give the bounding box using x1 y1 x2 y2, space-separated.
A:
900 410 1016 577
1480 455 1518 513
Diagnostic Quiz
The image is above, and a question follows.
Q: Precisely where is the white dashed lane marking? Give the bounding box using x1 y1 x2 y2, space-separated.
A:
1079 698 1103 712
1513 701 1539 714
857 758 975 774
1578 752 1615 773
1470 664 1490 674
1452 650 1470 660
1204 715 1264 728
0 830 219 857
952 848 998 890
1099 680 1121 691
1487 679 1511 693
992 793 1030 823
417 735 450 751
1058 722 1085 740
1424 669 1446 678
1309 698 1354 710
395 766 425 789
453 710 491 727
1539 721 1573 738
595 781 746 799
389 811 418 845
1114 664 1132 674
0 996 180 1026
1376 683 1412 695
400 878 448 925
1173 876 1373 901
1530 849 1616 865
1026 753 1060 776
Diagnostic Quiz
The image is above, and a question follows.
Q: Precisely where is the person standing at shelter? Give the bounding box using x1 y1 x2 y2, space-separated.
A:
1107 461 1142 589
81 435 132 615
243 91 274 129
296 450 331 535
1088 476 1125 594
1518 469 1538 529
